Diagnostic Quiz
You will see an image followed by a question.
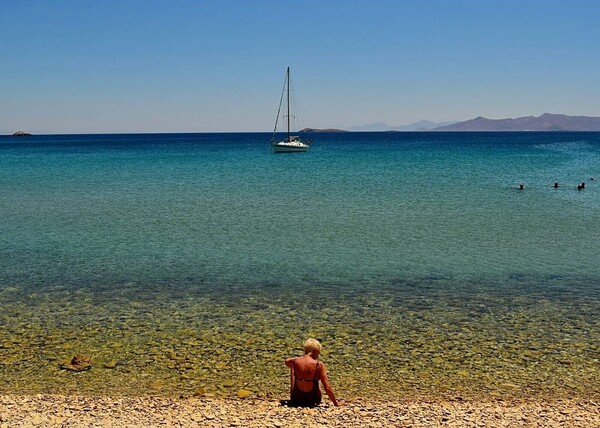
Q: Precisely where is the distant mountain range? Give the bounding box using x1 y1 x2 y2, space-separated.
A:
349 120 457 132
433 113 600 131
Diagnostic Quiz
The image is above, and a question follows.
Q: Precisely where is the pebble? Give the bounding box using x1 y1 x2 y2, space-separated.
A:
30 415 44 425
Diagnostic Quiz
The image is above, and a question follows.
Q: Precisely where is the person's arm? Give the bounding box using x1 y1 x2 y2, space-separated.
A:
285 357 296 393
318 363 342 406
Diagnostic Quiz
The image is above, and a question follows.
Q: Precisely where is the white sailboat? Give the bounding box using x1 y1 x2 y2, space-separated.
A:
271 67 311 153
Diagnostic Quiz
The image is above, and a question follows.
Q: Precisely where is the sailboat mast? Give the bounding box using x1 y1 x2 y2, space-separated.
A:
286 67 290 142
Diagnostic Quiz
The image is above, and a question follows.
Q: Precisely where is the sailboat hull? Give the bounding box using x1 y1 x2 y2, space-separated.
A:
271 142 309 153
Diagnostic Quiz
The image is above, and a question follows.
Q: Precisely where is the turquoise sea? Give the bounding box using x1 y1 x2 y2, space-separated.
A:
1 132 599 399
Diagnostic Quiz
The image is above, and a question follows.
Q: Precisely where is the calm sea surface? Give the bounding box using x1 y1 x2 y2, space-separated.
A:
1 132 599 399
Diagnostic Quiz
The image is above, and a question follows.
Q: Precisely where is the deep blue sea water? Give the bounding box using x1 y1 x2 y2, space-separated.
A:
1 132 599 398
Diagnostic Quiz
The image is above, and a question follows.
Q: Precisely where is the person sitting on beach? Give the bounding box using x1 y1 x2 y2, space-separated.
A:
285 338 342 407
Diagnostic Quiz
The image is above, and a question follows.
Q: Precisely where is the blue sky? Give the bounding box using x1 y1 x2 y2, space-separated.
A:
1 0 599 133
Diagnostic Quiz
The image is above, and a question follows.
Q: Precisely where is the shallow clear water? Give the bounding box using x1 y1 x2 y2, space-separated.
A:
1 132 599 399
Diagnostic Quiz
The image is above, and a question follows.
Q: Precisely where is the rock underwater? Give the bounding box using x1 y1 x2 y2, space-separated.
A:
59 355 92 372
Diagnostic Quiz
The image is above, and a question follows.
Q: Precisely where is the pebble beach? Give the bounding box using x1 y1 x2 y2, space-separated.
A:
1 395 598 427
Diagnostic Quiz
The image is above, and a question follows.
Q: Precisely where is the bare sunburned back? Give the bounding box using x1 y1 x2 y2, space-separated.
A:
293 355 320 392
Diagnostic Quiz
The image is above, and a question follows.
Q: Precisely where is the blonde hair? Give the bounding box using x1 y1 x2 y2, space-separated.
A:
303 338 322 355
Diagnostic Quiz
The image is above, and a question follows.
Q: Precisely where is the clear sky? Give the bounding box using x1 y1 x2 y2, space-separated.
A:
1 0 599 133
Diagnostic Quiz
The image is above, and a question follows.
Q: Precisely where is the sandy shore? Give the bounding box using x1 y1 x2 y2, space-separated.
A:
0 395 598 427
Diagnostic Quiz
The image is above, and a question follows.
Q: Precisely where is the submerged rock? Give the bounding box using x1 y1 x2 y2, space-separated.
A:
59 355 92 372
193 387 206 397
103 360 118 369
237 389 252 398
149 380 164 389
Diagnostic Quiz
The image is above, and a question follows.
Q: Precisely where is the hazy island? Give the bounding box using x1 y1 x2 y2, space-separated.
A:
433 113 600 131
318 113 600 133
299 128 348 133
12 131 32 136
349 120 456 131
